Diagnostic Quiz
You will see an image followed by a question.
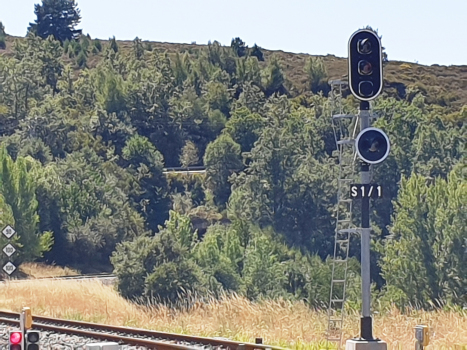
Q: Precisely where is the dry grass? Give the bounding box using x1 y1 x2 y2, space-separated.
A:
0 280 466 349
18 262 80 278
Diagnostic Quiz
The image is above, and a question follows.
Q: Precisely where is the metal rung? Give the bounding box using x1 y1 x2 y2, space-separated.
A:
329 318 343 323
337 219 351 223
333 114 354 119
333 259 347 263
337 139 354 145
339 199 353 203
327 337 342 342
338 229 358 234
331 299 345 303
332 279 346 283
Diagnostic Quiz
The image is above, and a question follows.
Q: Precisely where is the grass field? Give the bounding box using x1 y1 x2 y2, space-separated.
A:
0 275 466 349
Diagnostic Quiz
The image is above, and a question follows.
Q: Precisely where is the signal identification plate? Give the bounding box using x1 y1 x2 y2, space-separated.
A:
350 184 383 199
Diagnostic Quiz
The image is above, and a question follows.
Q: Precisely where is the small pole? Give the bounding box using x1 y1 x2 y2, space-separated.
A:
359 100 373 340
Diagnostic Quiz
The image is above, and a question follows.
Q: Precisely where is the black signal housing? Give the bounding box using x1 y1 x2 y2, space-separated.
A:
349 29 383 101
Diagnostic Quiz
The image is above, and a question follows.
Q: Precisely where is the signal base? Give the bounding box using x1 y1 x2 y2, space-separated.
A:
345 339 387 350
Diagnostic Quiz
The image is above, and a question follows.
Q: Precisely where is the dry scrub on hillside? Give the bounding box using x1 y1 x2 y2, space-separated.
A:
0 279 466 349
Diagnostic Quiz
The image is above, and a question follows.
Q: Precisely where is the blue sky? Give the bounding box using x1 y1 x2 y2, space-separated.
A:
2 0 467 66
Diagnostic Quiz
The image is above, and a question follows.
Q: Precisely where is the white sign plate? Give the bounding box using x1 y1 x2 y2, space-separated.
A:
2 225 16 239
3 262 16 275
3 244 16 257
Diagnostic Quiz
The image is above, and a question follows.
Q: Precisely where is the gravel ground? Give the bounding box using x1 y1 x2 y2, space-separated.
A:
0 324 148 349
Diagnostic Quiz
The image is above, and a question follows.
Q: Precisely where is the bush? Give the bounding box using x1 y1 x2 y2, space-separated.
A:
109 36 118 53
76 50 87 68
0 36 5 50
93 39 102 52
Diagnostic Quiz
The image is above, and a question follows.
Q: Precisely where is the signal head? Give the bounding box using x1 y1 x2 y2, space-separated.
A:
349 29 383 101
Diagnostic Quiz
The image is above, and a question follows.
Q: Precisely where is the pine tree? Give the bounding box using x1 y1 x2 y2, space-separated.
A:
28 0 82 42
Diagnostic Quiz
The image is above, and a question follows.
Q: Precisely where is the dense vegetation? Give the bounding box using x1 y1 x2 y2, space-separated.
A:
0 1 465 310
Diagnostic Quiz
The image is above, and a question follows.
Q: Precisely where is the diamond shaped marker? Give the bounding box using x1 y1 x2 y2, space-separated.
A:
2 225 15 239
3 244 16 257
3 261 16 275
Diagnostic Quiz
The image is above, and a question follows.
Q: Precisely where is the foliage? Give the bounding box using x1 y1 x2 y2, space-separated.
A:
379 167 467 307
0 22 6 50
250 44 264 61
180 140 200 167
204 134 243 208
261 55 286 96
28 0 82 42
122 134 169 232
0 32 465 309
231 37 247 57
229 97 335 255
0 148 52 264
304 57 329 95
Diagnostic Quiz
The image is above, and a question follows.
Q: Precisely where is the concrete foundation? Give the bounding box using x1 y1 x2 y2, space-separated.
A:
345 339 387 350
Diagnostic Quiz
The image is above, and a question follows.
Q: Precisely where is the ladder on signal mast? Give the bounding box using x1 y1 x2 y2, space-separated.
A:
326 80 359 349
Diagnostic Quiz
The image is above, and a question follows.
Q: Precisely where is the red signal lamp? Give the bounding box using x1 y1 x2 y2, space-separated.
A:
10 330 23 350
10 331 22 344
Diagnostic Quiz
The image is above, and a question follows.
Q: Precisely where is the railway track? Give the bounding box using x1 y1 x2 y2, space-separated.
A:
0 273 117 284
0 310 284 350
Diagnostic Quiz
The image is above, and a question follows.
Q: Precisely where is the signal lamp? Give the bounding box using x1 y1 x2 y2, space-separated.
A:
25 330 40 350
358 38 372 54
355 127 390 164
9 331 23 350
358 60 373 75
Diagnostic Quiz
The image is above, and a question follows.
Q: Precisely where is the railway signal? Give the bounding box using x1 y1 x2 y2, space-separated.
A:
9 330 23 350
348 29 383 101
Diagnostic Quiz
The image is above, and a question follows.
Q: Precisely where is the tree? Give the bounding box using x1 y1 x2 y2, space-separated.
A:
228 97 334 255
304 56 329 94
250 44 264 61
28 0 82 42
204 134 243 208
231 37 247 57
132 37 144 60
112 211 207 303
379 168 467 307
0 22 6 50
0 148 52 263
122 134 170 232
179 140 199 167
225 107 265 153
261 55 286 96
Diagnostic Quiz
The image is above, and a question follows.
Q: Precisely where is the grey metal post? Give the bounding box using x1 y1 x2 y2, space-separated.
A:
359 101 373 340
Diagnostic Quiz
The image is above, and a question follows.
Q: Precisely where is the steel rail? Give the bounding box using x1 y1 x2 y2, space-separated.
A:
0 311 284 350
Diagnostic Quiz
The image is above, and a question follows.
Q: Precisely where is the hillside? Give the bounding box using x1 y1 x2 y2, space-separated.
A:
0 31 465 312
3 34 467 109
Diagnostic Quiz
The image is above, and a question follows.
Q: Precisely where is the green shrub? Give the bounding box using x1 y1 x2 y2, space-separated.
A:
0 35 5 50
93 39 102 52
76 50 87 67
